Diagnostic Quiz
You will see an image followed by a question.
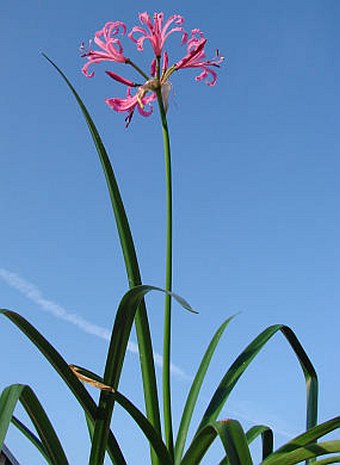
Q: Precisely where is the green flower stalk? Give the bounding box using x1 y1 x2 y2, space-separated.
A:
155 75 174 456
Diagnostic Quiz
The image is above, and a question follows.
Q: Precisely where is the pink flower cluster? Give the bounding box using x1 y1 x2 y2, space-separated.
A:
81 12 223 126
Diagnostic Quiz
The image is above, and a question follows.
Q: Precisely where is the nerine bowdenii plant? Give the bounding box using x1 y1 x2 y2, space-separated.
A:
1 11 339 465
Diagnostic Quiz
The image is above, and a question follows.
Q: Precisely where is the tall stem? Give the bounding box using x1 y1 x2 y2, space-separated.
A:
156 84 174 458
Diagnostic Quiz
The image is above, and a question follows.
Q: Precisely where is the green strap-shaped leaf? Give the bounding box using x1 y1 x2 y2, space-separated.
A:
180 424 218 465
246 425 274 460
270 417 340 455
42 54 162 465
216 420 253 465
0 309 126 465
70 364 173 464
175 315 235 463
197 325 318 435
113 389 172 465
312 457 340 465
0 384 68 465
261 441 340 465
11 415 49 462
180 419 253 465
89 285 195 465
105 285 195 390
218 424 273 465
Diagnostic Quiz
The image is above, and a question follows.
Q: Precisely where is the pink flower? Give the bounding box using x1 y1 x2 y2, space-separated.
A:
175 29 224 86
129 12 188 56
81 22 127 77
106 85 157 127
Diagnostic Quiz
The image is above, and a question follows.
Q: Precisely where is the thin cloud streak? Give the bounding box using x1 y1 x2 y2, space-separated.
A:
0 268 190 380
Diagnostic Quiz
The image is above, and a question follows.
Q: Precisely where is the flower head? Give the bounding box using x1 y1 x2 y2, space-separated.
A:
174 29 224 86
81 22 127 77
81 14 222 126
129 12 188 56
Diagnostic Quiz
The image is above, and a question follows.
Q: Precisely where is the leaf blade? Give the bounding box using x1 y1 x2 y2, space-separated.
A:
218 425 273 465
68 364 172 465
89 285 195 465
42 54 162 462
197 324 318 437
11 415 49 462
0 309 126 465
0 384 68 465
273 417 340 455
261 441 340 465
215 420 253 465
175 315 235 463
246 425 274 460
180 419 253 465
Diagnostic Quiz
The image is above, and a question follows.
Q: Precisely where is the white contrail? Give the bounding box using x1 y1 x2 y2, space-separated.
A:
0 268 189 380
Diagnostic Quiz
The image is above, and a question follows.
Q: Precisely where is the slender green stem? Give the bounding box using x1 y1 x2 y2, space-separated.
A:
126 58 150 81
156 76 174 459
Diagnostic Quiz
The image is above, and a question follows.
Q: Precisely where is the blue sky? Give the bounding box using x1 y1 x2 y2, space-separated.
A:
1 1 340 463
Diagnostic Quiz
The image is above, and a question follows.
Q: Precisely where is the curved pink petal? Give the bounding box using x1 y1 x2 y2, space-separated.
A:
161 14 187 46
81 21 127 77
139 11 155 29
129 11 188 56
175 38 207 69
175 30 223 85
162 14 184 33
105 87 156 127
106 95 137 112
137 100 154 116
195 67 218 86
128 26 149 51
